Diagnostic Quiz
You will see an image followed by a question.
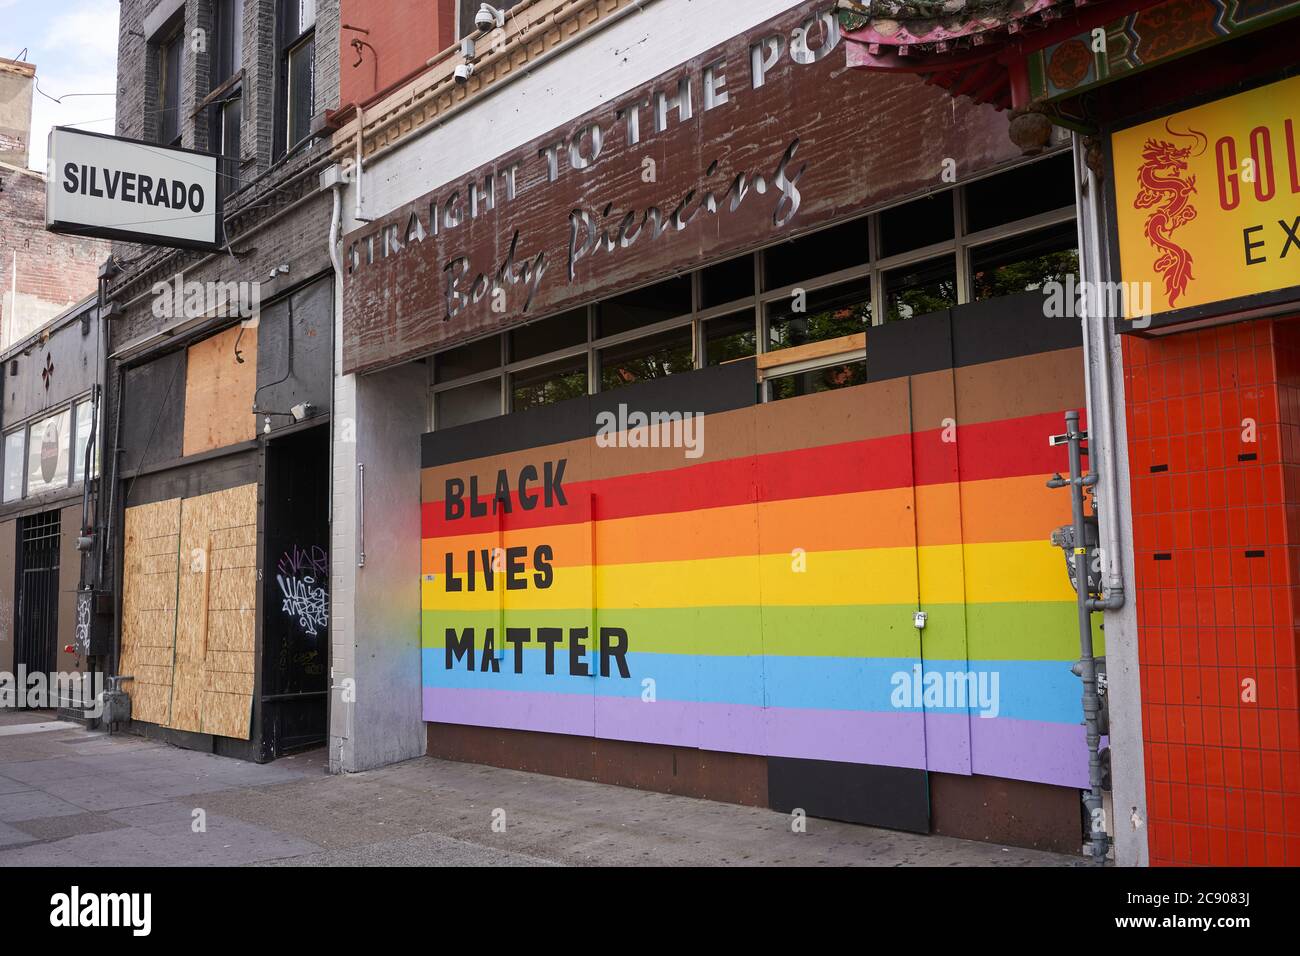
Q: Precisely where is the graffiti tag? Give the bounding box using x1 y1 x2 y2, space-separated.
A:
276 545 329 637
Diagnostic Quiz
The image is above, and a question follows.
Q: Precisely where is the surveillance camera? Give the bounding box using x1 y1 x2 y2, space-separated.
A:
454 62 473 84
290 402 315 422
476 3 503 31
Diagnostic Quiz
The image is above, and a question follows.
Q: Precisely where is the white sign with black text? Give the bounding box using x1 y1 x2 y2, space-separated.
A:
45 127 220 250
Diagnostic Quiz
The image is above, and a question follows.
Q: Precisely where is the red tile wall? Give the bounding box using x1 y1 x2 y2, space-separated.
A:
1124 316 1300 866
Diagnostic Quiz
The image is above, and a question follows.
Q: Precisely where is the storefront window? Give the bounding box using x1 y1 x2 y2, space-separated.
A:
768 278 871 351
436 379 500 428
599 326 694 391
700 255 755 309
26 408 71 496
73 400 97 482
3 430 23 502
970 222 1080 300
435 336 501 383
769 360 868 402
764 216 871 290
512 356 587 411
704 311 757 365
964 152 1076 233
883 257 957 322
510 308 587 362
426 151 1078 427
597 276 692 338
878 194 953 258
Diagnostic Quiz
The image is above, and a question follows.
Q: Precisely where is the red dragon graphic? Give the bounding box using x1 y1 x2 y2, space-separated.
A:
1134 122 1208 308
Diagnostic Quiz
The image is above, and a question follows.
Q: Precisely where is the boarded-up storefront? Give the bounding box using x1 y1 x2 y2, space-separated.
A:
118 483 258 739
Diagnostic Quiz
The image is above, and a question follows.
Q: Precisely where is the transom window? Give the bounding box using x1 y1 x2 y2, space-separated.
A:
428 151 1080 427
2 396 98 503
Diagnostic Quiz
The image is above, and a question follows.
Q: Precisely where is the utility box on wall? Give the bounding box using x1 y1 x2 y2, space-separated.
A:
74 588 114 658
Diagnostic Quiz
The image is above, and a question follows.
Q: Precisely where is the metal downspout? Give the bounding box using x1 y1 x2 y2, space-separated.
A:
1073 134 1126 612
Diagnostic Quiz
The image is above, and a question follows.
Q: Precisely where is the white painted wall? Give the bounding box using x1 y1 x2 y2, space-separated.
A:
329 280 429 773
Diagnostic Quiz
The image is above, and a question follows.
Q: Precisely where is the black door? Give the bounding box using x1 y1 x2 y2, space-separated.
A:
258 425 330 759
16 510 61 691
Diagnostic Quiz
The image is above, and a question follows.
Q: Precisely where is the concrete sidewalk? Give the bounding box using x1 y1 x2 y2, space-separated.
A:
0 713 1084 867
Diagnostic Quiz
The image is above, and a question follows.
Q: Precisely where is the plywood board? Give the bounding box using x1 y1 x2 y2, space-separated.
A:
118 498 181 726
182 324 258 457
171 483 258 739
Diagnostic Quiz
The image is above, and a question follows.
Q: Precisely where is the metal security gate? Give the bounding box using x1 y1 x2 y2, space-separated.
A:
16 510 61 689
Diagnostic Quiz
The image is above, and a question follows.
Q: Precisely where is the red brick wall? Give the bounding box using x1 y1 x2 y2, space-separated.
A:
339 0 456 109
0 168 107 345
1124 317 1300 866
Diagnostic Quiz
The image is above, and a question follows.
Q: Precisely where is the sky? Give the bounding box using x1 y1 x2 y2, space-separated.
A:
3 0 119 172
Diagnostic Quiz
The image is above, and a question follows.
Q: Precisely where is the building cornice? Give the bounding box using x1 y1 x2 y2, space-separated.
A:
329 0 653 167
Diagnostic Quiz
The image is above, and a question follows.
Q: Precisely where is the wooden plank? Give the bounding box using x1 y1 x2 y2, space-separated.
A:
169 482 258 738
199 482 257 739
169 493 209 733
181 325 258 457
755 332 868 371
118 499 181 727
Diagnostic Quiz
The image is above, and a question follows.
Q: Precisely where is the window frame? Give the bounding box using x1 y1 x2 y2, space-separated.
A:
23 406 74 499
1 393 96 502
425 149 1080 426
276 0 318 159
155 20 185 147
2 428 26 503
206 0 245 214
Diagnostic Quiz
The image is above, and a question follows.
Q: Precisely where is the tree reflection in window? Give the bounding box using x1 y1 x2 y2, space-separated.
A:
971 223 1080 301
599 327 694 391
512 359 588 411
770 361 868 401
769 279 871 351
884 257 956 323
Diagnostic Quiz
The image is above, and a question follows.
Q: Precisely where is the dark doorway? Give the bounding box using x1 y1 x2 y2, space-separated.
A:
16 510 61 689
259 425 330 759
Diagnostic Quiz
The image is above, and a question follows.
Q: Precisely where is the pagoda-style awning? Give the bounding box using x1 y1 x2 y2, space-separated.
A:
838 0 1152 111
838 0 1300 118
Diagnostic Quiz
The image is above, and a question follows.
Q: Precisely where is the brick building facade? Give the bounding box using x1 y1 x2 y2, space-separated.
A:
93 0 343 758
0 57 109 351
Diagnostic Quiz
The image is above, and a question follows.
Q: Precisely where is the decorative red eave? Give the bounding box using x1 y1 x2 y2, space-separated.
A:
840 0 1164 110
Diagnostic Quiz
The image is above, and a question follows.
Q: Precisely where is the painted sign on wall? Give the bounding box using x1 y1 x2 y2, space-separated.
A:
341 1 1021 374
421 323 1094 796
1112 73 1300 328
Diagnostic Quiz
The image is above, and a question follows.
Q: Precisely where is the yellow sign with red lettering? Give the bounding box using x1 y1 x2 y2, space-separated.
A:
1112 74 1300 322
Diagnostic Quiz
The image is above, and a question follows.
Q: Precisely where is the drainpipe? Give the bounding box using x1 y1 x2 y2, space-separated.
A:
353 104 370 224
1073 134 1125 613
321 162 348 773
321 162 349 529
1052 410 1110 864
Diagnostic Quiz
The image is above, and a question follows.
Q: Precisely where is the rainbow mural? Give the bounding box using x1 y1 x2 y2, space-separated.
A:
421 319 1097 825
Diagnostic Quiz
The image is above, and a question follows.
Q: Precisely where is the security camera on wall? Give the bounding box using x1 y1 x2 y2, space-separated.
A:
476 3 505 32
454 62 474 84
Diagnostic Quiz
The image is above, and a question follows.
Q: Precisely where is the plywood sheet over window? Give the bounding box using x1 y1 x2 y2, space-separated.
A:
120 483 258 739
119 498 182 726
182 325 257 457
